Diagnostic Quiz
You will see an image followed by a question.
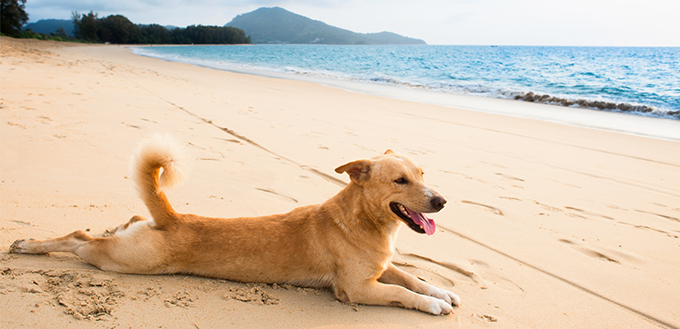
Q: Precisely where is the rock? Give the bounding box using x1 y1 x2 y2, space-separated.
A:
617 103 632 111
592 101 606 109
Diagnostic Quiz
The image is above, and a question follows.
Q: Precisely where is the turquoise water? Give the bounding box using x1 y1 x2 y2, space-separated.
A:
134 45 680 120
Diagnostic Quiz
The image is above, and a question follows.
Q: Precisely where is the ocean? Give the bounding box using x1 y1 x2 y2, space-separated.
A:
133 45 680 125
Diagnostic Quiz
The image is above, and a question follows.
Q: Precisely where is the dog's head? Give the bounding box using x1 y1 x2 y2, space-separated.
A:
335 150 446 235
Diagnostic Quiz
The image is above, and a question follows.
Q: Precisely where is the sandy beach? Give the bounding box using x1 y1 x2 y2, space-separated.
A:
1 37 679 328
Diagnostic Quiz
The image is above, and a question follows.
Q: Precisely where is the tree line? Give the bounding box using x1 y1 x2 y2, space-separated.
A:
73 11 251 44
1 0 251 45
1 0 29 36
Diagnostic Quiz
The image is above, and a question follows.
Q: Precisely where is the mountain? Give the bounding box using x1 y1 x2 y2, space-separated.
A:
226 7 426 45
24 19 75 37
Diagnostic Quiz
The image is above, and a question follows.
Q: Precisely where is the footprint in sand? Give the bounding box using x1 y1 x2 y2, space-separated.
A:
213 137 243 145
10 220 32 227
440 170 488 185
494 173 524 182
529 200 564 214
461 200 504 216
122 122 141 129
139 118 157 124
395 252 524 293
564 206 614 220
395 252 480 284
498 196 522 202
35 115 52 124
391 255 470 292
466 259 524 292
634 209 680 224
255 188 298 203
558 239 643 265
615 222 679 239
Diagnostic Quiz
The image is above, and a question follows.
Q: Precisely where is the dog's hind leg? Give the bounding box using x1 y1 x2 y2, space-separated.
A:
9 230 96 255
10 217 168 274
9 215 146 256
11 231 115 271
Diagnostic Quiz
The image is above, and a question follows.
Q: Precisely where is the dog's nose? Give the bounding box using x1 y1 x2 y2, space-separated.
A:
431 196 447 211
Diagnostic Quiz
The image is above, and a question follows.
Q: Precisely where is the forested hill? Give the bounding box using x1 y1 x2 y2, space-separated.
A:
24 19 75 37
21 14 248 45
226 7 426 45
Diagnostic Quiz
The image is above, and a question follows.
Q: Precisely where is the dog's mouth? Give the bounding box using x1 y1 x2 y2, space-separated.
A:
390 202 436 235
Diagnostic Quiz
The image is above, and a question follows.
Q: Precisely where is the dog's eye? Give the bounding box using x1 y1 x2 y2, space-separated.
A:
394 177 408 185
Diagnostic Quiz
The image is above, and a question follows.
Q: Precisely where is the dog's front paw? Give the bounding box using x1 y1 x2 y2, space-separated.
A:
426 296 454 315
429 286 461 307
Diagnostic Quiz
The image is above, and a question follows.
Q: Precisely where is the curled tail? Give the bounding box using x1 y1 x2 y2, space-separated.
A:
133 135 189 228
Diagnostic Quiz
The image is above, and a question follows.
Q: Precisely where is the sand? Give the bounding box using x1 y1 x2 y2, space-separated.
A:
1 37 679 328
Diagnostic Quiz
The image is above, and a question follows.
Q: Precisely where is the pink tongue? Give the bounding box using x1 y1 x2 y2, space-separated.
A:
406 208 436 235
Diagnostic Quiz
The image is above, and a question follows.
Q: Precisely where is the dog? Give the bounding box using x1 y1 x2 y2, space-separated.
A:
9 135 460 315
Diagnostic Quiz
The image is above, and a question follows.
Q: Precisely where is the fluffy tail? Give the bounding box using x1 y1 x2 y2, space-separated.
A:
132 135 189 228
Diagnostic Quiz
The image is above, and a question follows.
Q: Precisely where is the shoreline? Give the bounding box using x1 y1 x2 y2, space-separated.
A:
131 45 680 142
2 38 680 328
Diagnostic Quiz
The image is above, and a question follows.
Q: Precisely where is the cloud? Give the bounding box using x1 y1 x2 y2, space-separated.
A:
28 0 135 12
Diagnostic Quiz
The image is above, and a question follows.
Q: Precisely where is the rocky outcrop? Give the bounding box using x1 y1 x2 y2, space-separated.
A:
512 92 675 118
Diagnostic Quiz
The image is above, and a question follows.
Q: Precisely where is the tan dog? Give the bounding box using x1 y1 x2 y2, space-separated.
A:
9 136 460 315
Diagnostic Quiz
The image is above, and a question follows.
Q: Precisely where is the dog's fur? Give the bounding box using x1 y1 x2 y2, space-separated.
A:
9 136 460 315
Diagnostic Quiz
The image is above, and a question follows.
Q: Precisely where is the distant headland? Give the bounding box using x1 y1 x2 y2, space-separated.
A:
225 7 426 45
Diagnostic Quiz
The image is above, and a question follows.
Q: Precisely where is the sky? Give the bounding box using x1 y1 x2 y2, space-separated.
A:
24 0 680 46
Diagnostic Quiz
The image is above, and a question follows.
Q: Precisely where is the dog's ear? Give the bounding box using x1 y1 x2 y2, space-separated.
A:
384 149 395 155
335 159 371 185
